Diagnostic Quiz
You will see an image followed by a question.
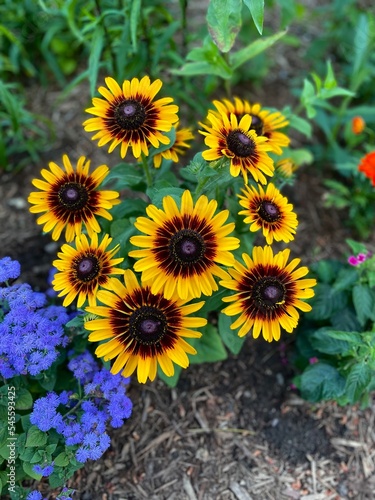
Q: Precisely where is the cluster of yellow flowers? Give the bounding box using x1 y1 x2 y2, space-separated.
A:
28 76 316 384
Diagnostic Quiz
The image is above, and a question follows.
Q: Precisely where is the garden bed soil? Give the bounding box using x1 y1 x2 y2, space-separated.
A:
2 30 375 499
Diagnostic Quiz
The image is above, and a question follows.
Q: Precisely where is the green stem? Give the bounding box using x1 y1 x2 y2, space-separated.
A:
141 153 153 187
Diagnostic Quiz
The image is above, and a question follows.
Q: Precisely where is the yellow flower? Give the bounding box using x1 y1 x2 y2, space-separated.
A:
238 183 298 244
28 155 120 242
220 246 316 342
129 190 240 301
211 97 290 154
52 232 124 307
85 270 207 383
200 112 274 184
83 76 179 159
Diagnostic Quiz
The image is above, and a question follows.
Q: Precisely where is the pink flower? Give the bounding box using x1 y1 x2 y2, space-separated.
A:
309 357 319 364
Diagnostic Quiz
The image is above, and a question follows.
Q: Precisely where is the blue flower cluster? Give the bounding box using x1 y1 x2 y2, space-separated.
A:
30 351 132 463
26 487 75 500
0 257 69 378
32 461 55 477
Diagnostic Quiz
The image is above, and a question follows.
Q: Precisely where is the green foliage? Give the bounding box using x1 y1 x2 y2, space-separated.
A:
294 248 375 406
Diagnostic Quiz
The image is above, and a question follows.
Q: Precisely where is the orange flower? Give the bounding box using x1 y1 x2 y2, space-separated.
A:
358 151 375 186
352 116 365 135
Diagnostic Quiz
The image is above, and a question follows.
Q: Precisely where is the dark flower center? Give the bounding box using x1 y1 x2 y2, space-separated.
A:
258 200 281 222
253 278 286 309
115 99 146 130
129 306 167 345
226 130 255 157
58 182 89 210
250 115 264 136
75 255 100 282
169 229 206 265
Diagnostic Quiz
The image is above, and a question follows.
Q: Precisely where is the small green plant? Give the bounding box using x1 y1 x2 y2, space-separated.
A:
294 240 375 407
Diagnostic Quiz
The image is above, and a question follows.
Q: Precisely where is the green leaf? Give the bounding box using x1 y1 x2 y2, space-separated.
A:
352 284 374 326
104 163 144 188
157 364 182 388
243 0 264 34
189 324 228 364
206 0 242 53
88 26 104 97
25 426 47 448
310 328 350 355
345 239 368 256
345 362 372 404
230 30 286 69
300 363 346 402
218 313 246 355
146 186 185 208
332 267 358 292
22 461 42 480
130 0 141 51
54 451 70 467
15 389 33 410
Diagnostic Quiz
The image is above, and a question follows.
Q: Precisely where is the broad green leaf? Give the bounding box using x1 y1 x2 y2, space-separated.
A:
300 363 346 402
157 364 182 388
104 164 144 188
323 61 337 89
88 26 104 96
146 186 185 208
15 389 33 410
288 114 312 138
54 451 70 467
243 0 264 34
189 324 228 364
206 0 242 52
352 284 374 326
332 267 358 292
310 328 350 355
352 14 370 78
345 239 369 256
218 313 246 355
172 60 232 79
345 362 372 404
231 30 286 70
25 426 47 448
331 309 361 333
23 461 42 480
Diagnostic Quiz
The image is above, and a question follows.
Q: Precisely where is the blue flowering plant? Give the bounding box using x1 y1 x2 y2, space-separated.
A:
0 257 133 498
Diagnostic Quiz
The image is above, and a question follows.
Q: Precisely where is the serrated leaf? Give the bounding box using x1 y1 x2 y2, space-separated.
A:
230 30 286 69
104 163 144 188
352 284 374 326
243 0 264 34
345 362 372 404
218 313 247 355
146 186 185 208
332 267 358 292
300 363 346 402
310 328 350 355
206 0 242 52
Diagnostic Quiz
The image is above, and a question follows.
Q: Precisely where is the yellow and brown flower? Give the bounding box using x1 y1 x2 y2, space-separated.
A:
83 76 179 159
238 183 298 244
52 232 124 307
28 155 120 242
211 97 290 155
200 112 274 184
129 190 240 301
220 246 316 342
85 270 207 383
